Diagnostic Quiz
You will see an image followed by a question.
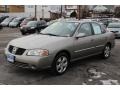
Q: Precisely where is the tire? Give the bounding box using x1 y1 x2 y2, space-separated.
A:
0 27 3 29
51 53 70 75
36 29 40 34
21 31 26 35
101 44 111 59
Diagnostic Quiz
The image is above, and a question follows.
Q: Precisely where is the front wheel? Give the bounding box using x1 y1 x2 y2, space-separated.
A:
101 44 111 59
51 53 69 75
21 31 26 35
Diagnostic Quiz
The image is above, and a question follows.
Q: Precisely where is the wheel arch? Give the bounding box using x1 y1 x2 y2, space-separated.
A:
55 50 71 60
106 42 112 49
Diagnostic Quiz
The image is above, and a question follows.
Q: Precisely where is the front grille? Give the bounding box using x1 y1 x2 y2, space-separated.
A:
8 45 26 55
11 61 37 69
14 61 29 68
15 48 26 55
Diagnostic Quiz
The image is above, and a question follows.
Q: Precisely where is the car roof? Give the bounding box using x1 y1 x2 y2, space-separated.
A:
0 16 8 18
58 19 99 24
109 22 120 24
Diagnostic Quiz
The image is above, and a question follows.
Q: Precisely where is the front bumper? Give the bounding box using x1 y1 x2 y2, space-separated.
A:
9 24 17 27
5 48 54 69
20 28 36 33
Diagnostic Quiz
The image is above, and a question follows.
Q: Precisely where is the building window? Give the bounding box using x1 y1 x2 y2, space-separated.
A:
28 5 34 8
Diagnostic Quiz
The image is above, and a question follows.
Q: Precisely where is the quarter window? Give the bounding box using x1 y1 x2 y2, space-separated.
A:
92 23 102 35
78 23 92 36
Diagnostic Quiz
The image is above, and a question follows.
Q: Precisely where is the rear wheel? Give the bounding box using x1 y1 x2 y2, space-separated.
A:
101 44 111 59
51 53 69 75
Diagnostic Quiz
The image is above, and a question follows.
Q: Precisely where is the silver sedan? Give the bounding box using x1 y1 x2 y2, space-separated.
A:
5 20 115 75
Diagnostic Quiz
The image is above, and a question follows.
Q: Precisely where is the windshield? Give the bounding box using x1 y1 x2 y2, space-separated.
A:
40 21 79 37
12 18 19 22
108 23 120 28
23 18 32 23
4 18 12 22
27 21 37 27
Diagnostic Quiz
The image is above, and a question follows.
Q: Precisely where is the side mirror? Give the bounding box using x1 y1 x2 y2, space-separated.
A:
75 33 86 38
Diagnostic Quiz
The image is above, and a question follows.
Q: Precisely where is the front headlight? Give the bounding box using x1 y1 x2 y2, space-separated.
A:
27 49 49 56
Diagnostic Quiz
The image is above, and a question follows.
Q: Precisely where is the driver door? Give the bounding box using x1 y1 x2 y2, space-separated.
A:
73 22 96 59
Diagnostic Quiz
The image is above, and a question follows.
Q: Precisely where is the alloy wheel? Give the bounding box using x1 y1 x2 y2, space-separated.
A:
56 56 68 74
104 45 111 58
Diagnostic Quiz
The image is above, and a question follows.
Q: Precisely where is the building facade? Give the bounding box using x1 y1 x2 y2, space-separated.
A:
0 5 24 13
8 5 24 12
0 5 62 20
65 5 89 19
25 5 63 20
91 5 115 18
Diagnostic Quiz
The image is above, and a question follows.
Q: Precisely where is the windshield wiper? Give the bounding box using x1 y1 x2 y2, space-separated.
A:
39 33 58 36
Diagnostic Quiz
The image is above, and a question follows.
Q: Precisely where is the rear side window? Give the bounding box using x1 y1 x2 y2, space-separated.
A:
92 23 102 35
38 21 46 26
78 23 93 36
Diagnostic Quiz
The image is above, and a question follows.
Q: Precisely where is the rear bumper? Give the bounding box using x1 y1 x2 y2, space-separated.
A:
110 31 120 38
115 33 120 38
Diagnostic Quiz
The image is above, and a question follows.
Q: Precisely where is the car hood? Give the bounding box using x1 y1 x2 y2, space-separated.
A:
9 34 67 49
1 21 9 25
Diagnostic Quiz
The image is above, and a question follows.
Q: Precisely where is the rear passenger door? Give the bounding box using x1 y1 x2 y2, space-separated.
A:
91 22 107 53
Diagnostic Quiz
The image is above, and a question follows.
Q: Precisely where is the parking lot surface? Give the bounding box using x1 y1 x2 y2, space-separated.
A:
0 27 120 85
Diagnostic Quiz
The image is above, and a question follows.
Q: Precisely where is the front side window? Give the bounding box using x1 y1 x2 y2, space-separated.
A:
78 23 92 36
92 23 102 35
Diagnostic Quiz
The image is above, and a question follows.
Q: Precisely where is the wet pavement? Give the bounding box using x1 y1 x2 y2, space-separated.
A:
0 27 120 85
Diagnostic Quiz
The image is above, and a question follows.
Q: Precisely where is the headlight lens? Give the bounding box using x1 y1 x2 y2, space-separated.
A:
27 49 49 56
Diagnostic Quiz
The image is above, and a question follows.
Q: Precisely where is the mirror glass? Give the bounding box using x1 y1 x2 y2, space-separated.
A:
76 33 86 38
